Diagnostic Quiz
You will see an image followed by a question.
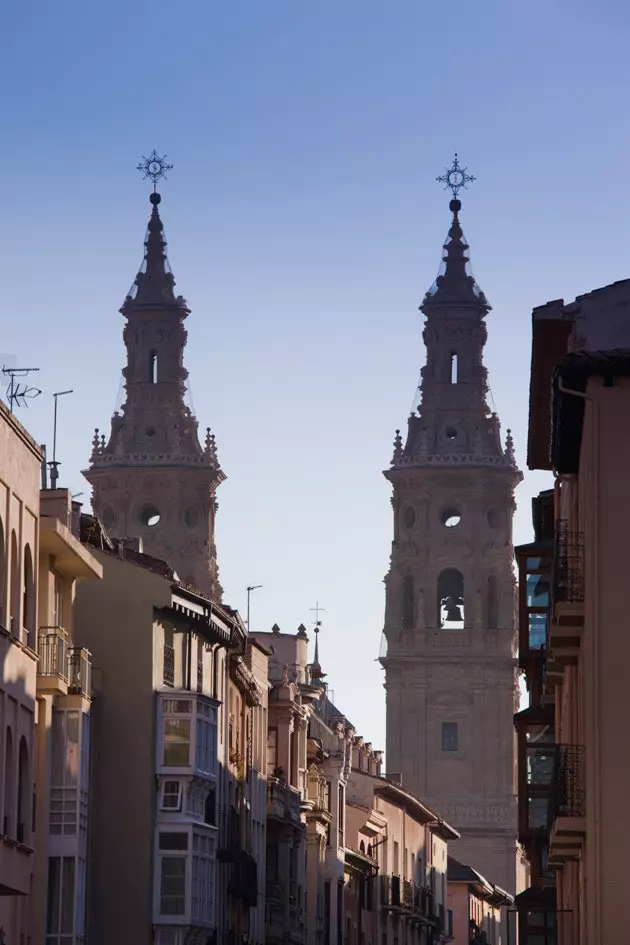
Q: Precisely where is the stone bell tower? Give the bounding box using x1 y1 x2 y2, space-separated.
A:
84 177 224 599
381 165 523 896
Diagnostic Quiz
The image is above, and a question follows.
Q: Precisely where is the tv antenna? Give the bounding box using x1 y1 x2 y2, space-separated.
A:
48 389 73 488
2 366 41 413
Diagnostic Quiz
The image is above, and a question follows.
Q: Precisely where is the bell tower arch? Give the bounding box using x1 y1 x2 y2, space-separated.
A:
84 185 224 599
381 171 523 896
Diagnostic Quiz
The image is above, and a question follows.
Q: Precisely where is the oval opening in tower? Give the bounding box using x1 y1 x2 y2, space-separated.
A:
441 509 461 528
139 505 161 527
445 427 458 441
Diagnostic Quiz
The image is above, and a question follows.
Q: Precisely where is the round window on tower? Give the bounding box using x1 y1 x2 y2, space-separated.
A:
101 504 115 530
402 505 416 529
441 508 462 528
139 505 161 528
184 506 199 530
445 426 458 441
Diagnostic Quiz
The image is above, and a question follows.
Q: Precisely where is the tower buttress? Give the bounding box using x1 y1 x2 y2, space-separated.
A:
84 190 224 599
381 173 524 898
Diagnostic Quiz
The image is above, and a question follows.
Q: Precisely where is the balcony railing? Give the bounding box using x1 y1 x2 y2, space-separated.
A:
380 875 435 920
37 627 68 680
550 744 585 822
68 646 91 697
553 521 584 605
267 777 302 825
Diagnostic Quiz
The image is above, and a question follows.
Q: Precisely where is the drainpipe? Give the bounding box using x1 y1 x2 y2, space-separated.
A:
556 376 600 944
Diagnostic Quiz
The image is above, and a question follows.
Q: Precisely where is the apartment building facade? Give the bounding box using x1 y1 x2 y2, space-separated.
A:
73 520 243 945
515 278 630 945
0 402 41 943
447 857 513 945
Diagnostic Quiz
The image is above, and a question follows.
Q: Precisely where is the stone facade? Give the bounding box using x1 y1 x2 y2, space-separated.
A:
84 191 224 599
381 196 524 897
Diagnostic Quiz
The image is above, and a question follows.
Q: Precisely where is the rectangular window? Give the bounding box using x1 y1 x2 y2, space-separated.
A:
46 855 76 939
52 572 64 627
267 727 278 774
159 832 188 851
160 856 186 916
196 702 217 777
449 351 458 384
442 722 458 752
163 719 191 766
160 780 183 811
192 832 215 924
163 699 192 715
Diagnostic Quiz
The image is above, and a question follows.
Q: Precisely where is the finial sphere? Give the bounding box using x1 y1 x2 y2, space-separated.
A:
150 192 161 205
449 198 461 213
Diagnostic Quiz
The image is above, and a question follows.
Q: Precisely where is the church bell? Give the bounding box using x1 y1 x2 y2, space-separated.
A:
443 597 463 623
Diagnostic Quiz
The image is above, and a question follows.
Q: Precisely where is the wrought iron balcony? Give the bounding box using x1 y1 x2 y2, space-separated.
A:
548 744 586 865
380 875 435 921
550 744 585 821
67 646 92 698
553 521 584 606
37 627 68 682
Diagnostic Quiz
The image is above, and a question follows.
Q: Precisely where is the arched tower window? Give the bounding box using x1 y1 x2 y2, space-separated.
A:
22 545 35 646
438 569 464 629
487 575 499 629
402 575 415 629
449 351 458 384
4 726 14 837
17 736 29 843
0 517 5 627
149 350 158 383
9 531 19 635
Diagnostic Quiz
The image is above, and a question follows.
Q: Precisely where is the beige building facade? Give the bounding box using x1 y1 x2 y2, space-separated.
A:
0 402 102 945
73 523 241 945
381 194 524 898
0 402 41 943
518 278 630 945
447 857 513 945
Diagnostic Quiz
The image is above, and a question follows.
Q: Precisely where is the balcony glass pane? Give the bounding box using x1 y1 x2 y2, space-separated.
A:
527 573 550 607
526 557 550 572
528 613 547 649
527 796 548 829
527 746 554 784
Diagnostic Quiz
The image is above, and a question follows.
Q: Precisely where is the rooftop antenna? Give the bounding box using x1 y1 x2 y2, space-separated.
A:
2 366 41 413
48 389 73 489
246 584 262 633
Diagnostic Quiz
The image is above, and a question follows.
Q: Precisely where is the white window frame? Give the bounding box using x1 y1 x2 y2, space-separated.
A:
154 829 190 923
157 694 218 779
160 779 183 812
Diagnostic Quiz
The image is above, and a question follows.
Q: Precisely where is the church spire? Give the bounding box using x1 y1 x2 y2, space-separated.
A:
123 192 181 309
422 197 490 312
389 156 515 469
84 153 224 601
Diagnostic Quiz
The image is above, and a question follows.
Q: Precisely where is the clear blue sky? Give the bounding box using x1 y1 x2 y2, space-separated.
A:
0 0 628 750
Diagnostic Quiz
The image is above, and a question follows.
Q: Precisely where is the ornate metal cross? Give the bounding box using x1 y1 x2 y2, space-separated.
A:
436 153 475 199
137 150 174 191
